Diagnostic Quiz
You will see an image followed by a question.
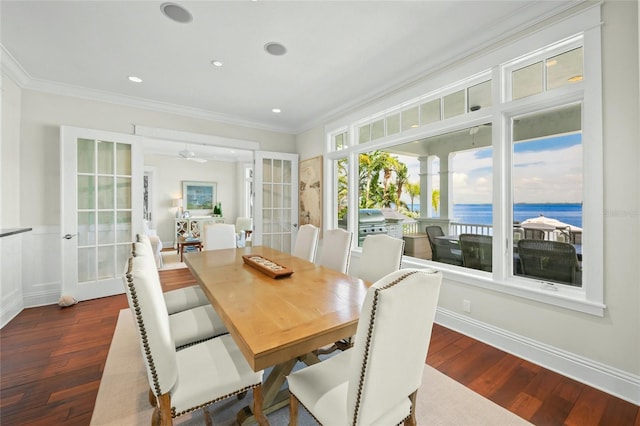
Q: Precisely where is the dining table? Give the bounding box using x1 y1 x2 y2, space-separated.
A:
184 245 370 424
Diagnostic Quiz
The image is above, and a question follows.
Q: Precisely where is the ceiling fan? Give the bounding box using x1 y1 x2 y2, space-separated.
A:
177 144 207 163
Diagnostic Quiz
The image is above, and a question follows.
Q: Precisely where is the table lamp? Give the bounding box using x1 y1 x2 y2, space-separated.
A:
172 199 183 218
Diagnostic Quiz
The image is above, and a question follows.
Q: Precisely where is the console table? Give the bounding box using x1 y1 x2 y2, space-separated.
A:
174 217 225 248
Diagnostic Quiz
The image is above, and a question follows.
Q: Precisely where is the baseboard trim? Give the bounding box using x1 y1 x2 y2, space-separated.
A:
1 293 23 329
435 307 640 405
23 289 60 309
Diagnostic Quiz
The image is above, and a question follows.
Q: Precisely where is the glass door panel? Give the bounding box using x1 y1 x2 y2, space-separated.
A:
254 151 298 251
62 126 142 301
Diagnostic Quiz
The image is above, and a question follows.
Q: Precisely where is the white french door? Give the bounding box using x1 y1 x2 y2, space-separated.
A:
61 127 143 301
253 151 299 252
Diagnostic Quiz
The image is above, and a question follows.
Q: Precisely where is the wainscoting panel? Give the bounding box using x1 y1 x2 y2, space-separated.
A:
1 231 25 327
21 226 61 309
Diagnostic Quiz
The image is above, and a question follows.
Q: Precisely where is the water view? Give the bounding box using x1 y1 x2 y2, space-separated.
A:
408 203 582 228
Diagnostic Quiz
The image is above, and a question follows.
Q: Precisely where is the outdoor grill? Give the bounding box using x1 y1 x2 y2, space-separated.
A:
358 209 388 245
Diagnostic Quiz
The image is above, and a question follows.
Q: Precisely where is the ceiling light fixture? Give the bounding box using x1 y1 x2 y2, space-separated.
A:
128 76 143 83
264 42 287 56
211 60 223 67
160 2 193 23
272 108 281 114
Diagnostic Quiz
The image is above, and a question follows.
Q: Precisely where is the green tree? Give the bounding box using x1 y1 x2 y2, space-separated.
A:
337 158 348 219
432 189 440 214
405 181 420 213
394 163 409 208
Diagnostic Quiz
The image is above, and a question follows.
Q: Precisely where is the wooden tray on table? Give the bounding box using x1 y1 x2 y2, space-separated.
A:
242 254 294 279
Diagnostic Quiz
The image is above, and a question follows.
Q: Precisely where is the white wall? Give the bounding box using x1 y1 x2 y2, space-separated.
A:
0 89 296 321
1 72 25 325
144 154 240 246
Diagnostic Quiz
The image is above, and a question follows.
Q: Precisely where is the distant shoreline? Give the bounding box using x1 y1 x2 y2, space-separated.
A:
407 203 583 228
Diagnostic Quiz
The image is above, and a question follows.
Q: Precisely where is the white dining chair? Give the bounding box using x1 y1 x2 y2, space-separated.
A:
358 234 405 283
136 234 210 314
287 268 443 426
293 224 319 262
317 228 353 274
202 223 237 251
139 223 163 268
122 254 268 426
131 240 227 349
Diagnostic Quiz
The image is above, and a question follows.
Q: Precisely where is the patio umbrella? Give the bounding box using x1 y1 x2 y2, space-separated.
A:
521 215 582 232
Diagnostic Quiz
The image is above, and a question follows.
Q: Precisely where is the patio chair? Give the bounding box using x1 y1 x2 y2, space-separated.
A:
523 228 545 240
426 225 463 266
459 234 493 272
517 239 580 285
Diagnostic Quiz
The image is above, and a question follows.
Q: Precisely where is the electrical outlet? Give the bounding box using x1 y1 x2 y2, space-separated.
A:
463 299 471 313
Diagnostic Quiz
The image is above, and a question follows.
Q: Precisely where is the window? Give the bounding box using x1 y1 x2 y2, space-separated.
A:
511 104 583 286
326 14 603 315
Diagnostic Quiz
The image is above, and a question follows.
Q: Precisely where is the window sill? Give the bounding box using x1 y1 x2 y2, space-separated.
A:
398 255 606 317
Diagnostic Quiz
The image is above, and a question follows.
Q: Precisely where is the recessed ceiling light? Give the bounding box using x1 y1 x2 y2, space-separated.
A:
264 42 287 56
160 2 193 23
272 108 281 114
128 76 142 83
211 60 223 67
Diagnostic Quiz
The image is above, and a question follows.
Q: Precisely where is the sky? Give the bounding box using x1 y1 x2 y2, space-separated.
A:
395 133 582 205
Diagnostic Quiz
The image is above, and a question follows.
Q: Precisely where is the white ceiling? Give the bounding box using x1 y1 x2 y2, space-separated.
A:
1 1 578 135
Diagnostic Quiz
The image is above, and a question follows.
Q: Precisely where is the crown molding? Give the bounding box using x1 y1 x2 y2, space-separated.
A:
0 44 294 135
1 44 31 87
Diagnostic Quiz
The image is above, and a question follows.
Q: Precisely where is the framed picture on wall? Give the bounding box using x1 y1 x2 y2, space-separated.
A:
299 156 322 229
182 181 216 216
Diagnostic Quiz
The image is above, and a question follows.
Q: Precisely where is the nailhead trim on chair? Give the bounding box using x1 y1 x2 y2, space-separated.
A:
351 269 419 426
171 383 260 418
124 257 164 399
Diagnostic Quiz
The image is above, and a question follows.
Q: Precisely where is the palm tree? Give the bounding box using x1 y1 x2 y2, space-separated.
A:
394 163 409 208
432 189 440 214
405 182 420 213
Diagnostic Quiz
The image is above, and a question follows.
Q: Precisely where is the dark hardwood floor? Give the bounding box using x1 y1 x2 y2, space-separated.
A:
1 267 638 425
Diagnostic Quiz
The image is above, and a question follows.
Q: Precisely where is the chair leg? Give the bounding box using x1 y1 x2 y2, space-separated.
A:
403 390 418 426
155 393 173 426
148 388 157 407
252 384 269 426
289 393 299 426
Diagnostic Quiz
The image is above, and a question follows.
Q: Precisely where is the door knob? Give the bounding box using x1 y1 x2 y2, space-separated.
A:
63 233 77 240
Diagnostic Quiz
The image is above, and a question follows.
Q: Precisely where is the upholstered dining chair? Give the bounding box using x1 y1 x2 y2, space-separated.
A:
287 268 443 426
459 234 493 272
317 228 353 274
142 220 163 268
358 234 404 283
202 223 237 251
122 255 268 426
137 234 209 315
293 224 319 262
132 241 227 349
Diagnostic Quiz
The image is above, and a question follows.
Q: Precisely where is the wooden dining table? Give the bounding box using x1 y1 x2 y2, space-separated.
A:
184 245 369 424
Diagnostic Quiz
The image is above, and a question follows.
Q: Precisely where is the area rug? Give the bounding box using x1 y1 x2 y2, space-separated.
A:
159 251 187 271
91 310 531 425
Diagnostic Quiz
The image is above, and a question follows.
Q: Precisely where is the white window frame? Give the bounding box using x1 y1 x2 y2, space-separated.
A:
324 5 604 316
